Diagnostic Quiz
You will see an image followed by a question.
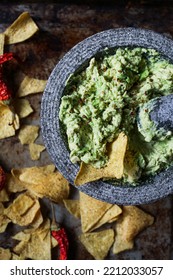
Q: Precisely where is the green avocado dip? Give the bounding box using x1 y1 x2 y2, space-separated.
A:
59 47 173 184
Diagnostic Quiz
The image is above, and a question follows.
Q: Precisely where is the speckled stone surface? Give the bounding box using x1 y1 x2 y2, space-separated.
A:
41 27 173 205
150 94 173 131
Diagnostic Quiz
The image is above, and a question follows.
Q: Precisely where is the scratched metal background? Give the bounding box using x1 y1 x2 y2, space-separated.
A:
0 1 173 260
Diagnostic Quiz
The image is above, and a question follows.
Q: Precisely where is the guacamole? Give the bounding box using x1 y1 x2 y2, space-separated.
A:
59 47 173 184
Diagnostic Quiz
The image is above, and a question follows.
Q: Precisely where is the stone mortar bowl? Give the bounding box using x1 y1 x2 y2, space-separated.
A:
41 28 173 205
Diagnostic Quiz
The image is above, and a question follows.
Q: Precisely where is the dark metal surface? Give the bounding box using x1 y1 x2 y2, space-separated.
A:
0 1 173 259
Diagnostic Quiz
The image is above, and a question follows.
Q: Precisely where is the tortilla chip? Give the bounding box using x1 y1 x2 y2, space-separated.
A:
112 235 134 254
0 202 6 212
0 202 11 233
51 237 58 248
6 173 25 193
4 192 41 226
31 171 70 203
20 199 41 227
14 98 33 119
122 206 154 241
0 220 9 234
29 143 45 161
80 229 114 260
16 74 47 97
29 208 43 229
35 219 50 240
0 102 20 139
24 219 50 239
80 192 113 233
7 192 35 216
12 166 69 203
11 253 25 260
11 164 55 181
0 247 11 260
0 33 5 55
13 219 51 260
75 163 102 186
18 125 39 144
92 204 122 231
13 240 28 255
34 164 56 174
112 206 154 254
123 148 140 183
104 205 122 223
63 199 80 219
63 198 121 228
4 12 39 44
13 231 31 242
31 228 51 260
75 132 127 186
0 188 9 202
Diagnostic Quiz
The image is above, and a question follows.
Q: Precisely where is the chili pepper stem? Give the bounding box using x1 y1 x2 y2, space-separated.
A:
51 202 60 231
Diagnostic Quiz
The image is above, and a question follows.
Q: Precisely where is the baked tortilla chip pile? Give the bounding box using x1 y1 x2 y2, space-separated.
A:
0 165 70 260
0 12 47 161
0 165 154 260
64 193 154 260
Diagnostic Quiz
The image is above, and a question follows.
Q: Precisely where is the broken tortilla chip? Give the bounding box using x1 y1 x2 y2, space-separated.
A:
31 219 50 240
4 11 39 45
29 208 43 229
33 164 56 174
0 33 5 55
4 192 41 226
13 219 51 260
13 231 31 243
11 253 25 260
18 124 39 144
29 143 45 161
79 192 113 233
79 229 114 260
16 73 47 97
112 206 154 254
0 202 11 233
0 247 11 260
6 173 26 193
75 132 127 186
63 199 80 219
0 102 20 139
11 165 55 182
0 188 9 202
14 98 33 119
12 165 69 203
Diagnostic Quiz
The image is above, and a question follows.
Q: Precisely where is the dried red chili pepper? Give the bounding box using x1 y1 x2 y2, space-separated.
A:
0 53 16 102
0 53 15 65
51 225 69 260
51 203 69 260
0 166 6 191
